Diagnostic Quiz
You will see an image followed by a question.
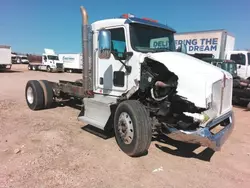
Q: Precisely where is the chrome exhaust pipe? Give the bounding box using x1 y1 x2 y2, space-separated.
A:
80 6 89 91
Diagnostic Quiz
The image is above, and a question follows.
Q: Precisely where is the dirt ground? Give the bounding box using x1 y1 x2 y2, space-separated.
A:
0 64 250 188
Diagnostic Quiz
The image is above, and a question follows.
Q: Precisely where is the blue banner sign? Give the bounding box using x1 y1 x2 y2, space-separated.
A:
175 38 218 52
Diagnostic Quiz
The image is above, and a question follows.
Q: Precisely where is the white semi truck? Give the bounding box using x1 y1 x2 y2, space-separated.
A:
28 49 64 72
58 53 83 73
0 45 12 70
225 50 250 80
24 6 234 157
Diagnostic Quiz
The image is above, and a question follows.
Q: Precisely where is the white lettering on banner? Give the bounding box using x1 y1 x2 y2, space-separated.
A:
150 37 170 48
174 38 218 52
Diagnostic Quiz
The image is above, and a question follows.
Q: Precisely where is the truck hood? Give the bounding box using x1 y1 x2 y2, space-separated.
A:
142 52 232 108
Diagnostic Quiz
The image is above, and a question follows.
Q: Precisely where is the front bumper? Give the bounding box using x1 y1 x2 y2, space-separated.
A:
165 110 234 151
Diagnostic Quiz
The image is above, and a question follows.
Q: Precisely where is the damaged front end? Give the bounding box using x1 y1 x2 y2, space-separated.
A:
138 57 234 151
165 110 234 151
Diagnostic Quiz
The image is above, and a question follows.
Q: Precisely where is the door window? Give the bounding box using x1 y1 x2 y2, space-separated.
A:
107 27 127 87
108 28 126 60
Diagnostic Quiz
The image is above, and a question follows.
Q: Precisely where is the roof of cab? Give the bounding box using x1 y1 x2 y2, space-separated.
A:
91 17 176 32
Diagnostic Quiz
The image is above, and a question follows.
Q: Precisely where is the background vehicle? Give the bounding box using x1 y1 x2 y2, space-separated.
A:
174 29 235 59
202 57 250 109
17 55 29 64
0 45 12 70
24 7 234 157
225 50 250 80
174 30 250 80
11 54 17 64
28 49 64 72
202 58 237 77
59 53 83 73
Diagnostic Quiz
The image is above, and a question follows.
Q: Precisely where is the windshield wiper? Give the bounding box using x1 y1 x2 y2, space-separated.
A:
153 48 170 52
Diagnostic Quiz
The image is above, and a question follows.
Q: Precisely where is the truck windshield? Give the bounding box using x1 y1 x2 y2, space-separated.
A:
230 53 246 65
21 57 28 60
129 23 176 53
221 62 237 77
47 55 59 60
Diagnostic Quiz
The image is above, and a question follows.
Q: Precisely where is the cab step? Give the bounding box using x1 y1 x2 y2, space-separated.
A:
81 124 114 139
77 94 117 130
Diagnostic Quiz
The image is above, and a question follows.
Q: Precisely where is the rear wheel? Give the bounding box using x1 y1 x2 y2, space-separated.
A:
39 80 54 109
114 100 152 157
25 80 44 110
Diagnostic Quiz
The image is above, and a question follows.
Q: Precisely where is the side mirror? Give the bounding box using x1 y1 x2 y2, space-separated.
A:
98 29 111 59
176 43 187 54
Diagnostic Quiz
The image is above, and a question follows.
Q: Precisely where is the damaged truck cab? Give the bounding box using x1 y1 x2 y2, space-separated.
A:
24 7 234 157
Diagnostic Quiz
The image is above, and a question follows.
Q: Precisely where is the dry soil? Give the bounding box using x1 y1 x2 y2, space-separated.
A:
0 64 250 188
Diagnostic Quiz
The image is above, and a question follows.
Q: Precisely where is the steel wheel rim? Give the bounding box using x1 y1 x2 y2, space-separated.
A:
118 112 134 144
27 87 34 104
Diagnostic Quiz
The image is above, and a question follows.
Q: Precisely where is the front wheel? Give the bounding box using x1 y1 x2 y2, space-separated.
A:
47 66 51 72
114 100 152 157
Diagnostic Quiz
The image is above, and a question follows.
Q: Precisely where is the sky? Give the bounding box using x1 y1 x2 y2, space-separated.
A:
0 0 249 54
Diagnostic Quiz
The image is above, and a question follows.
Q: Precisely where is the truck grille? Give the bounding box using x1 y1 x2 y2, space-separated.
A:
212 77 232 116
56 63 63 69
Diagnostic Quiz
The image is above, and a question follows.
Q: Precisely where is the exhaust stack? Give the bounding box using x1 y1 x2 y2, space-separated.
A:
80 6 89 92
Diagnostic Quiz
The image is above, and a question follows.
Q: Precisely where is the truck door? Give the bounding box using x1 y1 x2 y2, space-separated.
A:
96 26 128 95
229 53 247 79
43 55 47 65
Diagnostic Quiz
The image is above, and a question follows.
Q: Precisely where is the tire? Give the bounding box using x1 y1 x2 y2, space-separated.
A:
247 102 250 110
32 66 37 71
39 80 54 109
28 65 31 70
75 79 83 83
25 80 44 110
47 66 51 72
114 100 152 157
